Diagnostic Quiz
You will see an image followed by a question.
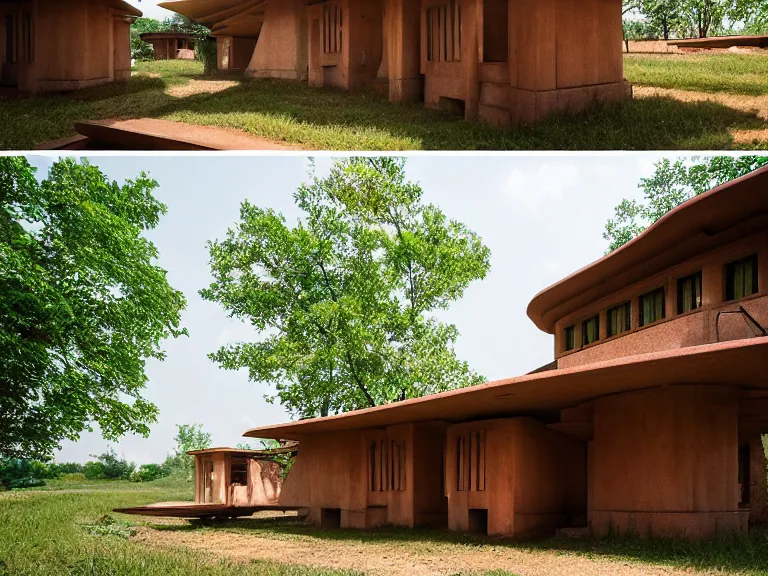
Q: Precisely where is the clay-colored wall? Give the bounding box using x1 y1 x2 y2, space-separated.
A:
246 0 307 80
381 0 422 102
113 17 131 81
556 232 768 368
591 386 745 538
232 37 258 70
447 418 586 538
347 0 383 89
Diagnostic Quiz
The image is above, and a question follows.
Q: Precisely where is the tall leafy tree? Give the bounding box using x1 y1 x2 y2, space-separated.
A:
604 156 768 252
0 157 187 459
201 158 491 418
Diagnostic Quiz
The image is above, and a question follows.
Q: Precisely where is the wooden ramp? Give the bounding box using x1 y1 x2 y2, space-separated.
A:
34 118 297 151
114 503 308 519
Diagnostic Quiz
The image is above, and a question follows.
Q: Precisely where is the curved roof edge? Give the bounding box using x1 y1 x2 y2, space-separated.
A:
526 163 768 334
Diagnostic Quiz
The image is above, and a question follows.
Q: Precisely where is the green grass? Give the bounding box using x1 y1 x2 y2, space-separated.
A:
2 476 767 576
624 53 768 96
1 57 766 150
0 475 361 576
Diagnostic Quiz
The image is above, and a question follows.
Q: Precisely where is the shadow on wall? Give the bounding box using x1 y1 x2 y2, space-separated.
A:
149 515 768 574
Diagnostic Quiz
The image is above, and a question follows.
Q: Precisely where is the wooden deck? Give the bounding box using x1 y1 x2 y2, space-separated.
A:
114 503 308 519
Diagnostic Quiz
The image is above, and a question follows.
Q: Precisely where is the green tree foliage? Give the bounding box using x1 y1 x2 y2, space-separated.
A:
163 423 212 480
0 157 187 460
196 38 218 75
82 449 134 480
604 156 768 253
201 158 491 418
623 0 765 38
130 16 210 62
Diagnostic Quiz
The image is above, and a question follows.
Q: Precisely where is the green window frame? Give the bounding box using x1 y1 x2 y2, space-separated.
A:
563 325 575 352
639 287 665 327
581 315 599 346
677 271 702 314
725 254 758 301
607 302 631 337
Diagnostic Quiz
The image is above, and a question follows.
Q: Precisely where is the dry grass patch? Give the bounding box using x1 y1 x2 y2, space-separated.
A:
132 525 713 576
166 79 242 98
634 86 768 120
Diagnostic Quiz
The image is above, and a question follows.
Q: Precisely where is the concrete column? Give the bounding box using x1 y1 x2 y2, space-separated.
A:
591 385 744 538
246 0 308 81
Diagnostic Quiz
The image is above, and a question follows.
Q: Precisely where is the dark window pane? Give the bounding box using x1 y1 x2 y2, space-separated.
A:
564 326 575 352
639 287 665 326
581 315 599 346
726 254 758 301
677 271 702 314
607 302 631 337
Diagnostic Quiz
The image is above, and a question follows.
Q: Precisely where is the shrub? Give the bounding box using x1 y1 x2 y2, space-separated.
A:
83 461 105 480
196 38 217 75
0 458 60 489
129 464 169 483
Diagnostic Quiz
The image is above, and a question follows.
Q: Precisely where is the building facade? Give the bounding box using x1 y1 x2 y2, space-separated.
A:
159 0 631 125
1 0 140 94
244 165 768 539
140 32 198 60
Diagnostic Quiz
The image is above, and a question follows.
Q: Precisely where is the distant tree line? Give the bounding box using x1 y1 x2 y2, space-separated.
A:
0 424 212 489
623 0 768 40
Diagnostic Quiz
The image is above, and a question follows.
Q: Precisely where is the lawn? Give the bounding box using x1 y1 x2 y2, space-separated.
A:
0 54 766 150
2 476 768 576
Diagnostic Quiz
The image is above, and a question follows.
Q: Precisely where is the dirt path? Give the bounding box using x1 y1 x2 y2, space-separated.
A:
133 526 711 576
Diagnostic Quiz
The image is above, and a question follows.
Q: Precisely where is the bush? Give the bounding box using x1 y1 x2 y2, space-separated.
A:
83 461 106 480
49 462 84 475
0 458 60 489
196 38 217 75
82 449 134 481
129 463 169 483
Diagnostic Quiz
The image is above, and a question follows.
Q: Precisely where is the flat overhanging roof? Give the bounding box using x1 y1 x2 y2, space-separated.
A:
112 0 143 17
244 337 768 439
527 164 768 334
140 33 200 40
158 0 266 36
667 35 768 49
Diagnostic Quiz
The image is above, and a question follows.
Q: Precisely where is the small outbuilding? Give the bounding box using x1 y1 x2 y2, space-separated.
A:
140 32 199 60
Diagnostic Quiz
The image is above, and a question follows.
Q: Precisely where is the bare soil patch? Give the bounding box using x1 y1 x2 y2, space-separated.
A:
132 525 714 576
166 79 241 98
633 86 768 120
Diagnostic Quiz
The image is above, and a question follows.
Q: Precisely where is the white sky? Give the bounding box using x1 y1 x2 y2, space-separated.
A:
128 0 175 21
23 154 666 465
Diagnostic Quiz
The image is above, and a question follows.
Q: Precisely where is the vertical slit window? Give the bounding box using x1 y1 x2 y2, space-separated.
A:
607 302 631 337
726 254 758 301
563 325 575 351
5 14 16 64
581 315 599 346
639 287 665 326
677 271 703 314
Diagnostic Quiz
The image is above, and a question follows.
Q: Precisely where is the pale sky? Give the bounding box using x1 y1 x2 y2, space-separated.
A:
128 0 175 21
23 154 666 465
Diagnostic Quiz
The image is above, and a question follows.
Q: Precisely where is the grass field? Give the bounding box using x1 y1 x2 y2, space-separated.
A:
2 475 768 576
0 53 767 150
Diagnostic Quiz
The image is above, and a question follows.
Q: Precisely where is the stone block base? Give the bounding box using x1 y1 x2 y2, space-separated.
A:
389 77 423 103
511 81 632 126
36 77 113 92
246 69 307 81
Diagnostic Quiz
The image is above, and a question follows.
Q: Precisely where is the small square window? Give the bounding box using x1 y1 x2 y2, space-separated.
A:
725 254 758 301
581 315 599 346
607 302 631 337
677 271 702 314
639 287 665 326
563 326 575 352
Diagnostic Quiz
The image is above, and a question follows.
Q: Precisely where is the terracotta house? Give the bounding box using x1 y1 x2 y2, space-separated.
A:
140 32 198 60
0 0 140 94
242 165 768 539
159 0 631 125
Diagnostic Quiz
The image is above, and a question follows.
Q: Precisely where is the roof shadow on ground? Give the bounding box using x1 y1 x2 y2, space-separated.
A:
145 77 768 150
149 516 768 574
2 74 767 150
